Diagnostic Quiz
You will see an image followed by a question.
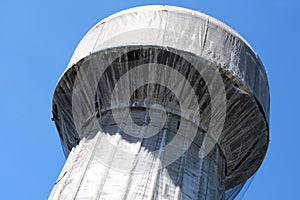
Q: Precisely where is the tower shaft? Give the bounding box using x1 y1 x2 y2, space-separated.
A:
50 111 225 200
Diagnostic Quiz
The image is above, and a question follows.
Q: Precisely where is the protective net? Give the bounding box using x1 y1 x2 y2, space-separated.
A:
50 5 269 200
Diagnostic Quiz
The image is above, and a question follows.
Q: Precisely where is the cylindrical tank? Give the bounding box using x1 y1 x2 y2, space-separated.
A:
50 5 269 200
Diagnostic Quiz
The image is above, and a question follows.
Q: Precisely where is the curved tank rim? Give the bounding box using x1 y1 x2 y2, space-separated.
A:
56 4 263 83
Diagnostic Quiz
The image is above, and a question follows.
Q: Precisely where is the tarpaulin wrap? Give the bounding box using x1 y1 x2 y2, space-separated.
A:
51 5 270 200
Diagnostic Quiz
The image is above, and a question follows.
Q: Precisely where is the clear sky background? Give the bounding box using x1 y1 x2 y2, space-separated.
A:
1 0 299 199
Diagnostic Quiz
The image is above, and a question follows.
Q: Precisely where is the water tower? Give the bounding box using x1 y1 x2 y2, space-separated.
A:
50 5 269 200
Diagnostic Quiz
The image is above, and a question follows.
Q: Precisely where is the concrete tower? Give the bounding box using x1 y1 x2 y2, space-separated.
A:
50 5 270 200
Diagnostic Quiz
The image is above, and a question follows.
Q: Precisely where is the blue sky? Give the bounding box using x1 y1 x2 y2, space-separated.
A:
1 0 299 199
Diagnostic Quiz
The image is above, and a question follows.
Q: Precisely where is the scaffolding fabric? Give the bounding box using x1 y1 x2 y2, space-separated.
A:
51 5 270 200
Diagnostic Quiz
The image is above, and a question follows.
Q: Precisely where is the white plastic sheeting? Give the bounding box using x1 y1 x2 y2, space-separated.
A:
50 120 225 199
51 5 270 200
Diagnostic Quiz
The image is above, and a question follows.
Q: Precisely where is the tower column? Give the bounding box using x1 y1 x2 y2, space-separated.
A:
50 110 225 200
